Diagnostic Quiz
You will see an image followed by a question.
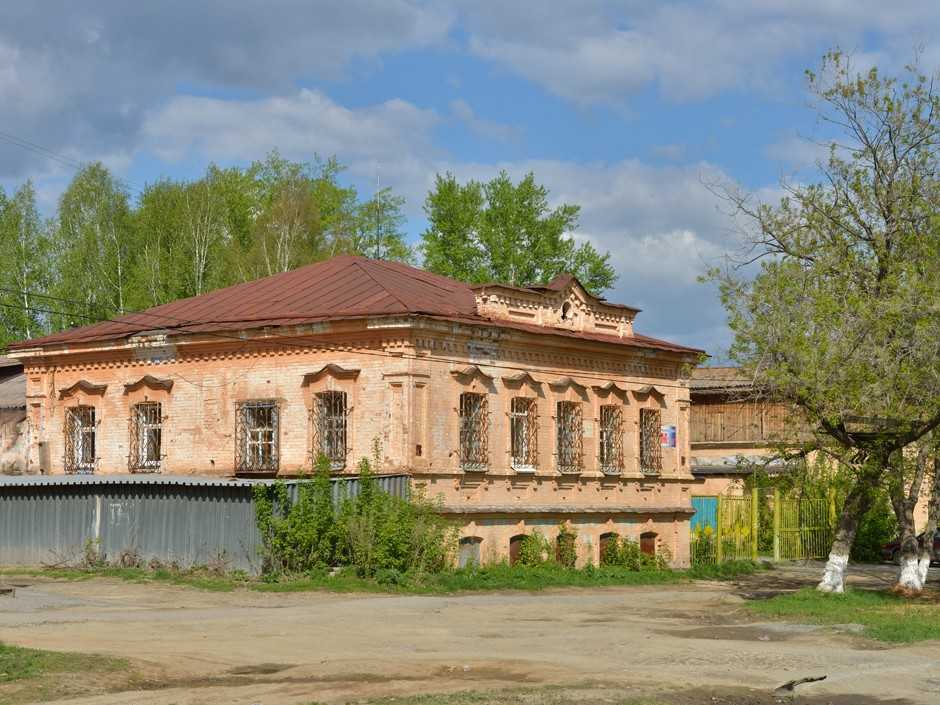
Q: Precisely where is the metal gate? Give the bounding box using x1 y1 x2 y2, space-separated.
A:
775 493 835 560
691 488 836 566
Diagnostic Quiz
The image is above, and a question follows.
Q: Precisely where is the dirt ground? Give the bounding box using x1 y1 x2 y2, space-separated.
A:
1 562 938 705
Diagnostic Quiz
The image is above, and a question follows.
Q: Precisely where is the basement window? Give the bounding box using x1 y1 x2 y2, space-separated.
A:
459 392 488 471
640 408 662 474
64 406 96 474
236 400 279 473
556 401 583 474
510 397 538 471
130 402 162 472
313 391 348 470
599 405 624 474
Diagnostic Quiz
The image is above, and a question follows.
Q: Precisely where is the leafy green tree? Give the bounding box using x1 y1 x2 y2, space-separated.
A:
710 52 940 593
51 163 136 323
420 171 616 294
0 182 50 344
350 186 413 262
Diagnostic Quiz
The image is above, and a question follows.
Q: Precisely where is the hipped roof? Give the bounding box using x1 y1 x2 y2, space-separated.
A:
8 256 702 356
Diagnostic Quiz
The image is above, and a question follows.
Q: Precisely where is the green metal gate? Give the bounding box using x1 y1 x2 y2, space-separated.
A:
691 488 835 566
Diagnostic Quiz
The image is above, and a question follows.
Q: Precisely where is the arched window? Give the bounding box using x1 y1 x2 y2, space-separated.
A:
599 532 618 565
509 534 527 566
640 532 657 556
457 537 483 568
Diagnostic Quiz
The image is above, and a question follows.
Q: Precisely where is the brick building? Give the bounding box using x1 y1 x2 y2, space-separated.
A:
7 256 703 566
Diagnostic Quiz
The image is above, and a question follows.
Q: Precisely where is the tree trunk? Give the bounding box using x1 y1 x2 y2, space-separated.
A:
817 463 882 593
918 457 940 586
892 447 928 592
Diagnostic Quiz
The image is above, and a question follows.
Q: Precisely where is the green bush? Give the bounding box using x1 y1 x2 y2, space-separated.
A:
516 530 552 566
600 535 669 571
852 490 897 563
254 455 457 578
555 524 578 568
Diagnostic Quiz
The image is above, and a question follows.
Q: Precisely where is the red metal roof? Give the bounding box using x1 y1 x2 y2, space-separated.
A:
8 255 702 356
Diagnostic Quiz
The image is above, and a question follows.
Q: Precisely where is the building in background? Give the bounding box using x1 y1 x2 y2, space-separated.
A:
0 357 26 474
7 256 703 566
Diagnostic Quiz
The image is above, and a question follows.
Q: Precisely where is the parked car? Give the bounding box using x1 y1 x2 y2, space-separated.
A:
882 534 940 564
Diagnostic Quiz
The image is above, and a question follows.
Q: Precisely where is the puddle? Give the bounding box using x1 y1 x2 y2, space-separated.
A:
663 624 817 642
228 662 294 675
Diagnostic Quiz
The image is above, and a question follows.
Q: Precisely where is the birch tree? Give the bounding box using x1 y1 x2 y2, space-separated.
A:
53 164 135 322
711 52 940 593
0 182 49 345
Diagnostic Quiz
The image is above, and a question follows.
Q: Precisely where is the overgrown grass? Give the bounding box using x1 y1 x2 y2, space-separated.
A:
747 586 940 642
1 560 763 596
0 642 125 684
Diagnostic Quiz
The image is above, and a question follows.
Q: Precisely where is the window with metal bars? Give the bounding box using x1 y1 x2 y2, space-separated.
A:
129 402 162 471
64 406 96 474
459 392 488 471
510 397 538 470
312 391 347 470
235 400 279 473
640 407 662 473
556 401 583 473
599 404 624 474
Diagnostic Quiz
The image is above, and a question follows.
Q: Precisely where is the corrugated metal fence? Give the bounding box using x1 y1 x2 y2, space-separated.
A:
0 474 410 575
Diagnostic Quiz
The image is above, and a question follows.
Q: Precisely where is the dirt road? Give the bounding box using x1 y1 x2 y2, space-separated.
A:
1 564 937 705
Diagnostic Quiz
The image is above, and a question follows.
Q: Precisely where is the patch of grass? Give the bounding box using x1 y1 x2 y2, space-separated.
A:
747 586 940 643
2 560 762 596
0 642 125 684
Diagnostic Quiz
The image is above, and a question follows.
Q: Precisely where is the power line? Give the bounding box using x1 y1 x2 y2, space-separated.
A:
0 289 687 389
0 129 146 197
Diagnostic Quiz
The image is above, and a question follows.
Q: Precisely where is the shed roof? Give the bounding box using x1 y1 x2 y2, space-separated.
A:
0 372 25 410
689 366 753 392
7 255 702 356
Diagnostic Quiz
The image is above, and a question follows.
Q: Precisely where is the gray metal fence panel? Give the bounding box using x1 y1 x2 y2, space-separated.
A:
0 474 410 574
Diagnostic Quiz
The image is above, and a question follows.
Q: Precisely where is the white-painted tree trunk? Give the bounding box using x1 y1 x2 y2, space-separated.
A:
816 552 849 593
917 556 931 586
897 554 924 592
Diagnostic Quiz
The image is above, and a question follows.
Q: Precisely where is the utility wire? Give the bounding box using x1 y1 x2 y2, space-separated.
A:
0 128 146 197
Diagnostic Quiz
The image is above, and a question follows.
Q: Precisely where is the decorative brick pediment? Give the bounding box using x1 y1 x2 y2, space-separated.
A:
472 274 637 338
58 380 107 399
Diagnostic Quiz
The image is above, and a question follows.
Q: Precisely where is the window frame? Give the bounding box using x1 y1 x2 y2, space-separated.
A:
639 407 663 474
130 401 162 472
598 404 624 475
509 396 538 472
64 405 96 474
235 399 280 474
459 391 489 471
312 390 348 471
555 400 583 474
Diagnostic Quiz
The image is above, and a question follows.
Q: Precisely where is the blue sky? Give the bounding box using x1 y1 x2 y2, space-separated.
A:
1 2 938 358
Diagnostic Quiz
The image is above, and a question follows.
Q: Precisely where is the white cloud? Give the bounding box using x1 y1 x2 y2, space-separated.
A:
143 90 440 168
459 1 940 105
449 99 521 143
